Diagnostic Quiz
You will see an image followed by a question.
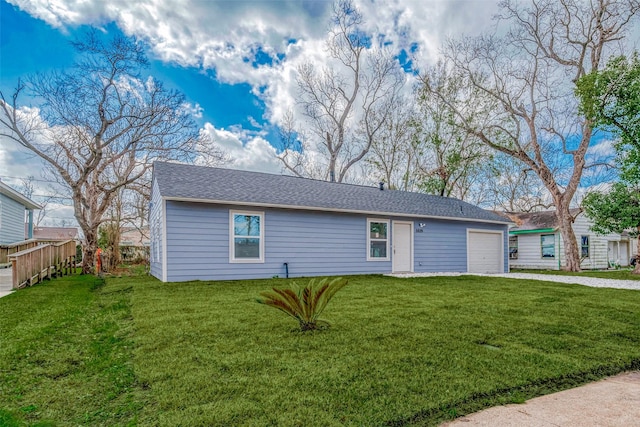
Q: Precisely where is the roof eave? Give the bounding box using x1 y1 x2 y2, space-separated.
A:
0 182 42 210
162 196 512 225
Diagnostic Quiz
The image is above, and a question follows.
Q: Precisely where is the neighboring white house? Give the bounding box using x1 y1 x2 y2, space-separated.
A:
501 209 637 270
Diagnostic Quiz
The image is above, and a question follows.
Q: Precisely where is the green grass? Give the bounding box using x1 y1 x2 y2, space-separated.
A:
0 274 144 426
512 268 640 281
1 273 640 426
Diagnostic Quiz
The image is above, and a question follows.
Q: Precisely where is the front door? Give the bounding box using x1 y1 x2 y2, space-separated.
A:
392 221 412 273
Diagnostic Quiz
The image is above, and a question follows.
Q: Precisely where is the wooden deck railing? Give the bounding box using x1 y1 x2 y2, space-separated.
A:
9 240 77 289
0 239 72 265
0 239 40 265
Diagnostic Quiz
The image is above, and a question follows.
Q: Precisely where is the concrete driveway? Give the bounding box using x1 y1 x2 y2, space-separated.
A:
0 267 13 298
442 371 640 426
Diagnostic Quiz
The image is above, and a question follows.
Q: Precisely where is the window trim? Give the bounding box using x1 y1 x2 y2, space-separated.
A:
367 218 390 261
229 210 265 263
581 235 590 258
509 235 518 260
541 234 555 259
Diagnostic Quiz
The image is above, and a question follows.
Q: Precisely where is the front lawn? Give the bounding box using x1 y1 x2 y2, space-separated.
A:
1 274 639 426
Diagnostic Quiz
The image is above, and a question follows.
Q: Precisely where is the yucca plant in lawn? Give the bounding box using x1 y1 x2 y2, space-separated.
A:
257 277 348 331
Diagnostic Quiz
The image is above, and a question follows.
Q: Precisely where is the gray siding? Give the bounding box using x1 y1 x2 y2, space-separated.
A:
0 194 26 244
161 200 508 282
149 180 164 280
164 202 391 281
414 219 508 273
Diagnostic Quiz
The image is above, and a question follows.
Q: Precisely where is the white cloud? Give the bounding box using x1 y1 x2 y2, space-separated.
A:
8 0 501 87
199 123 282 174
588 138 617 158
9 0 332 86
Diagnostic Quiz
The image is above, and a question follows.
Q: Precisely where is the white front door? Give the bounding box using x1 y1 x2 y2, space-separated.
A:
392 221 413 273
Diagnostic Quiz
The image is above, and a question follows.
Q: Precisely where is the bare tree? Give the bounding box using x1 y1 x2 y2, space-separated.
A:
0 32 211 273
484 154 551 212
425 0 640 271
366 99 418 190
279 0 404 183
414 61 492 199
16 176 49 227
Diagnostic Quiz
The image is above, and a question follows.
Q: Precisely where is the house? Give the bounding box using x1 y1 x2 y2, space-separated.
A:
29 226 79 242
149 162 511 282
119 226 150 263
120 227 150 247
502 209 636 270
0 181 41 245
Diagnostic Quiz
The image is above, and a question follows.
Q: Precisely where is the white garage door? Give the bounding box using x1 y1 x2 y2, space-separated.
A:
468 230 503 273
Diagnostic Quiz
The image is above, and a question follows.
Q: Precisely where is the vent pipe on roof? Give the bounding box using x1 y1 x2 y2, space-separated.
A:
329 171 335 182
379 182 384 190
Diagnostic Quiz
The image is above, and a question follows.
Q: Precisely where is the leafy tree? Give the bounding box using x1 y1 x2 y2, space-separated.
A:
0 32 219 273
582 183 640 274
578 53 640 273
576 53 640 182
423 0 640 271
414 61 491 199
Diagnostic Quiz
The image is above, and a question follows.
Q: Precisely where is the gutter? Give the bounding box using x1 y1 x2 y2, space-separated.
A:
509 227 557 235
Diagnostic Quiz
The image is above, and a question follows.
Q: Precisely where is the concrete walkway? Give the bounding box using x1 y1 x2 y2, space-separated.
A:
441 371 640 426
390 272 640 290
0 267 13 298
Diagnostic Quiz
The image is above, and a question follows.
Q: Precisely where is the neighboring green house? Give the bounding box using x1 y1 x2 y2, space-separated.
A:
0 181 41 245
501 209 635 270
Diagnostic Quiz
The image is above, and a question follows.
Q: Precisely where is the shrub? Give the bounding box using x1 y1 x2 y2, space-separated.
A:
257 277 348 331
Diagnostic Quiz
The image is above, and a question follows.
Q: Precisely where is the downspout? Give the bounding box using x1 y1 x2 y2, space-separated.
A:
28 209 34 239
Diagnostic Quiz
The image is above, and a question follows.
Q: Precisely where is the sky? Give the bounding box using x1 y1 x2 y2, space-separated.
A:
0 0 632 227
0 0 507 226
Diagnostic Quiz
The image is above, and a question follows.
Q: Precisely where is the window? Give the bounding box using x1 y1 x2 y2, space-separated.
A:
581 235 590 258
509 235 518 259
541 234 555 258
230 211 264 263
367 219 389 261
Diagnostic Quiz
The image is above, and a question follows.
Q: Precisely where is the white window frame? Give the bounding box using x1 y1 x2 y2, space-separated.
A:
541 234 555 259
230 210 265 263
509 235 518 260
581 235 590 258
367 218 390 261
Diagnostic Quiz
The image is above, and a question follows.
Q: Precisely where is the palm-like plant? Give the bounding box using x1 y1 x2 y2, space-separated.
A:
257 277 348 331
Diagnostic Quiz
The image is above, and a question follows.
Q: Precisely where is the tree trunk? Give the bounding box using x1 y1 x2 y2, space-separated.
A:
81 228 98 275
556 206 581 272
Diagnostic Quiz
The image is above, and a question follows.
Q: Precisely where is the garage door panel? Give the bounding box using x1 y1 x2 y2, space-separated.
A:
468 231 502 273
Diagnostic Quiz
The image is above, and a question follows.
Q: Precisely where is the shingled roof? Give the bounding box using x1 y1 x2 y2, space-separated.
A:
153 162 510 224
500 208 582 232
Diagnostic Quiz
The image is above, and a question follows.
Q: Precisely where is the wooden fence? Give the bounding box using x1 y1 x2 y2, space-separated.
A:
0 239 40 265
9 240 77 289
0 239 74 265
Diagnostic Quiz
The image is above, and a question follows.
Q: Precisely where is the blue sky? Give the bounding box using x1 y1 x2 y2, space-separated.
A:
2 0 501 220
0 0 630 225
0 2 267 136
